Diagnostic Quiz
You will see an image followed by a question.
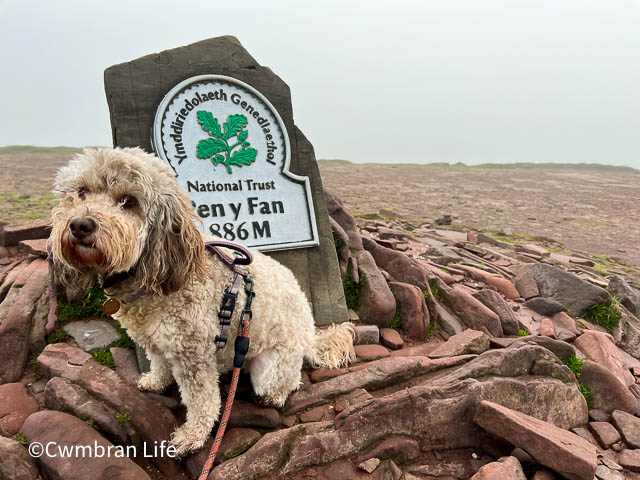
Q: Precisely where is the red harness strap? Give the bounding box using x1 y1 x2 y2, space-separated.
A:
199 241 254 480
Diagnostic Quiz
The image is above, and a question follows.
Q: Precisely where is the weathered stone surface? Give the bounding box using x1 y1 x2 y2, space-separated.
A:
363 236 430 291
228 400 280 429
37 343 178 476
470 455 526 480
453 264 519 299
0 382 39 437
514 276 539 300
388 341 444 357
589 422 621 448
551 311 581 342
353 325 380 345
589 409 610 422
354 249 396 327
0 219 51 247
429 329 490 359
422 245 461 265
615 308 640 361
0 259 49 383
609 275 640 317
513 263 611 316
186 428 261 477
329 216 350 278
611 410 640 448
22 410 149 480
438 282 503 337
358 457 380 473
524 297 566 316
334 389 373 413
388 282 429 341
0 436 41 480
19 239 48 257
573 331 635 387
617 449 640 472
474 400 597 480
63 320 121 352
354 344 390 361
510 336 577 361
110 347 140 385
434 302 466 336
325 190 363 252
580 360 637 414
539 317 556 339
43 376 129 445
473 289 519 336
379 328 404 350
107 37 347 326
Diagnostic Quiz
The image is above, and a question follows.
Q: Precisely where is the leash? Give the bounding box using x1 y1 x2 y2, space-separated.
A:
198 241 255 480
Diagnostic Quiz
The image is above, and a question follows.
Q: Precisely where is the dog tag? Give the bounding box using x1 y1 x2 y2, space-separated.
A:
102 298 120 316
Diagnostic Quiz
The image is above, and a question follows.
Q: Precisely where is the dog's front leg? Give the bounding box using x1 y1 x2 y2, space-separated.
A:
169 354 220 456
137 350 173 393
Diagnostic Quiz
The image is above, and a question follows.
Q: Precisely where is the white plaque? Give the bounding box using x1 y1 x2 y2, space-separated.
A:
152 75 319 251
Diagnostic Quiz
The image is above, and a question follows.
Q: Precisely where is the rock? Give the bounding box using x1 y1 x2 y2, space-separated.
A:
43 376 129 445
0 382 39 437
438 283 503 337
228 400 280 429
594 464 625 479
22 410 149 479
580 360 637 413
388 282 429 342
589 409 610 422
611 410 640 448
428 329 490 359
380 328 404 350
63 320 121 353
329 216 350 278
422 246 461 265
0 259 49 383
358 458 380 473
474 400 597 480
514 276 539 300
0 219 51 246
513 263 611 316
389 342 444 357
570 426 599 446
551 311 581 342
515 243 550 257
573 331 635 387
354 344 391 362
19 239 48 257
299 404 333 423
37 343 178 476
110 347 140 385
588 422 621 448
538 318 556 339
524 297 566 316
531 469 556 480
617 449 640 472
354 250 396 328
609 275 640 317
0 436 41 480
354 325 380 345
334 389 373 413
453 265 519 299
470 455 526 480
186 428 262 477
472 290 519 336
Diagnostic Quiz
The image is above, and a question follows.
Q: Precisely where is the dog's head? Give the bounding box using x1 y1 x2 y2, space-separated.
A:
49 147 207 295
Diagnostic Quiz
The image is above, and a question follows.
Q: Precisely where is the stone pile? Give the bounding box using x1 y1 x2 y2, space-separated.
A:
3 191 640 479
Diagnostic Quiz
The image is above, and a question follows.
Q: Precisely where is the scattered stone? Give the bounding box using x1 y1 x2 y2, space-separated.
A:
524 297 566 316
581 360 637 414
453 264 520 299
538 317 556 339
19 238 48 257
594 464 625 480
611 410 640 448
513 263 611 316
380 328 404 350
573 331 635 387
354 249 396 328
589 422 621 448
110 346 140 385
472 289 519 336
353 325 380 345
589 409 610 422
22 410 149 479
617 449 640 472
363 236 430 290
551 311 581 342
348 309 359 322
516 243 550 257
609 275 640 317
434 303 466 336
429 329 490 359
63 320 121 353
358 458 380 473
0 436 41 480
570 427 599 446
435 214 452 226
334 389 373 413
470 455 526 480
510 335 577 362
0 219 51 246
474 400 597 480
438 282 503 337
354 344 390 362
514 276 539 300
299 404 333 423
388 282 429 342
228 400 280 429
422 246 461 265
0 382 39 436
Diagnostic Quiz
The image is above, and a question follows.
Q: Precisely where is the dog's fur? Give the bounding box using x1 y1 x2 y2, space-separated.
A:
49 147 355 455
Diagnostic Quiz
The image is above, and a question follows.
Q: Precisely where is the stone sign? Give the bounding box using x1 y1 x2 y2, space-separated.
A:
104 36 347 325
152 74 318 250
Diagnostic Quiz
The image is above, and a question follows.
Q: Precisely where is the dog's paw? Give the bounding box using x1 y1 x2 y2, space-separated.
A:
169 425 208 457
137 372 168 393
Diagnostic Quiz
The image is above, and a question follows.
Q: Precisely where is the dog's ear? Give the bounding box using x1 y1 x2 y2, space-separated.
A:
136 190 207 295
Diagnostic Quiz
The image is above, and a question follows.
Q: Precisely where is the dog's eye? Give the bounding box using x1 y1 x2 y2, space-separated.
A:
77 187 88 199
119 195 138 210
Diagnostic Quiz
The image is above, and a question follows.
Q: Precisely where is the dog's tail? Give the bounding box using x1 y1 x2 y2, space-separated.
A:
308 322 357 369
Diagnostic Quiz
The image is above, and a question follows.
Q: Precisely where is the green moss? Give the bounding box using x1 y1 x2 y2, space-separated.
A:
85 419 95 426
92 348 116 370
427 279 443 301
47 329 69 344
57 287 107 323
333 233 342 251
30 357 43 380
576 320 587 330
115 412 131 423
0 192 59 222
12 432 28 446
111 321 136 349
343 274 360 310
390 311 403 330
580 299 622 333
563 355 593 407
517 328 529 337
424 320 436 342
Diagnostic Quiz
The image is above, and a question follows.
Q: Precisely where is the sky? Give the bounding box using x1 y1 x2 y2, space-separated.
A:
0 0 638 167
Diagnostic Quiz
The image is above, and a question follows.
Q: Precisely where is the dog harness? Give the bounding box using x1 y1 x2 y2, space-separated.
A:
199 240 255 480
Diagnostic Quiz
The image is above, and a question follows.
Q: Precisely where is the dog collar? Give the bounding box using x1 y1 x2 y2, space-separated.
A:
101 268 147 315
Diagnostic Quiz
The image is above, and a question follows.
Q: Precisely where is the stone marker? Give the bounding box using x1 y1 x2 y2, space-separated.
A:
104 36 346 326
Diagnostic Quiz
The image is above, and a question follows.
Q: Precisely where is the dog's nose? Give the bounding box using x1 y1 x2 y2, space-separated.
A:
69 217 97 240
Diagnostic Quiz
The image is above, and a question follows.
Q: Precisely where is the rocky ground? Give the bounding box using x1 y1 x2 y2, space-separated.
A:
2 187 640 480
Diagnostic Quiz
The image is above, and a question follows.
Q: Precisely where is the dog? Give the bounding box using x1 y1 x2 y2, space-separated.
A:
49 147 356 455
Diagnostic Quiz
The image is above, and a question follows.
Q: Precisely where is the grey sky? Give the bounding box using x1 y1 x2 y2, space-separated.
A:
1 0 638 167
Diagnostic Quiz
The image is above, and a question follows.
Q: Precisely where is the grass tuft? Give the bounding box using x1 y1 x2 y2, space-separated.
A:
12 432 28 446
92 348 116 369
580 299 622 333
517 328 529 337
563 355 593 407
390 311 403 330
115 412 131 423
343 274 360 310
47 329 69 344
427 279 443 301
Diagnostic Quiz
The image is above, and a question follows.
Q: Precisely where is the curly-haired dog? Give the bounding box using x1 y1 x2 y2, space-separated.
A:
49 147 355 455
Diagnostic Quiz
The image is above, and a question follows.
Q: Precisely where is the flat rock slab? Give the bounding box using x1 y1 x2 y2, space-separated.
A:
589 422 621 448
379 328 403 350
63 320 121 352
353 325 379 345
354 344 390 362
573 331 635 387
0 382 39 436
617 449 640 472
429 329 490 359
474 400 597 480
470 455 526 480
581 361 637 414
611 410 640 448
